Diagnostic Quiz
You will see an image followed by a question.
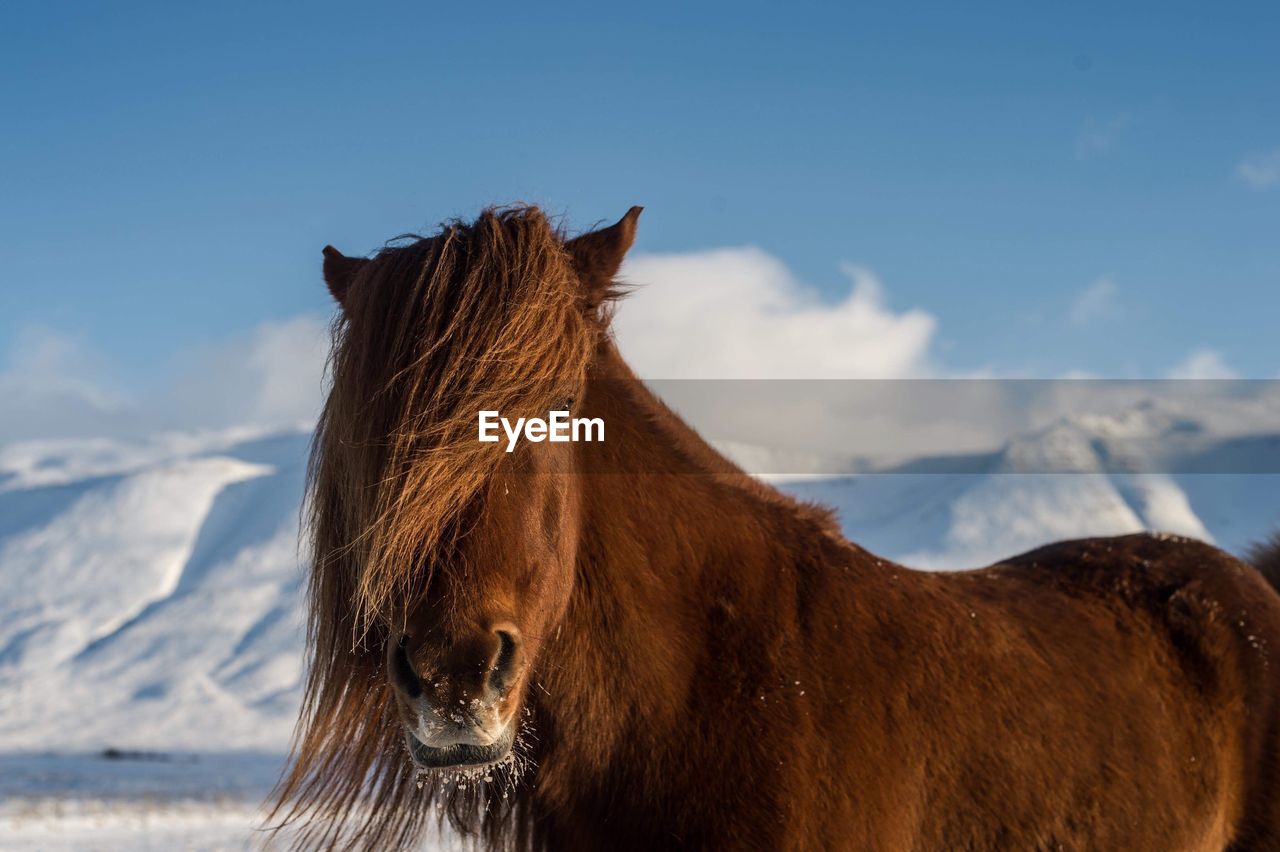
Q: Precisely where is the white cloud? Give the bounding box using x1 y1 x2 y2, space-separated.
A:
1068 277 1119 326
1237 148 1280 189
0 326 124 408
1 248 943 458
1 248 1265 471
1167 348 1238 380
0 317 331 444
3 246 941 444
0 328 134 443
165 316 330 431
1076 114 1131 160
614 248 936 378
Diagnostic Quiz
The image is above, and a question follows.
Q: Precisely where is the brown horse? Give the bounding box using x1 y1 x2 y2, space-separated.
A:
270 206 1280 850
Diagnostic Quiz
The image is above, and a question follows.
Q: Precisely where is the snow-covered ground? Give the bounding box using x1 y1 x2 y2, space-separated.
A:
0 752 284 851
1 401 1277 849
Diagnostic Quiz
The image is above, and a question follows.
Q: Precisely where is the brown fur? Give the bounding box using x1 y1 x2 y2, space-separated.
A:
270 206 1280 850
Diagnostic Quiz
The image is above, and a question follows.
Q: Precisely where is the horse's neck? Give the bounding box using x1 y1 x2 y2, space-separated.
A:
540 355 856 775
578 354 828 599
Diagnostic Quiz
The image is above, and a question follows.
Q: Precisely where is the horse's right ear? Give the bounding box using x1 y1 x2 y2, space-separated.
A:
566 206 642 309
322 245 368 307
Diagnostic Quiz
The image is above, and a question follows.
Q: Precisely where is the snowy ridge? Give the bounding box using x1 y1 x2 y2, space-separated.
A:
0 429 312 753
785 401 1280 569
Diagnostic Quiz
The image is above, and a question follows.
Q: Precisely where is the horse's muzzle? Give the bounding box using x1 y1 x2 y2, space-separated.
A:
388 629 521 769
406 721 515 769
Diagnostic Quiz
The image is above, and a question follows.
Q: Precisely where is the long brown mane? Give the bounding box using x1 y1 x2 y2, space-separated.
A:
270 207 598 849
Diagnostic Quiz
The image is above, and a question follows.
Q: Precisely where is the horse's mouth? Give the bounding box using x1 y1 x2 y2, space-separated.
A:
406 724 515 769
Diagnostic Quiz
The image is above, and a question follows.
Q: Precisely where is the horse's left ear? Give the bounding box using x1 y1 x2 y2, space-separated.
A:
322 245 369 308
566 206 642 309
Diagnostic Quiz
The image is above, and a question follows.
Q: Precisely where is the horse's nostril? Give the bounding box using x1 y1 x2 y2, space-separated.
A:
389 636 424 700
489 628 521 694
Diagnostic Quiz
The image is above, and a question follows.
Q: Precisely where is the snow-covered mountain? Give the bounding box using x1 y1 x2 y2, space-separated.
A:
0 409 1274 752
0 405 1277 846
0 429 311 754
787 400 1280 570
2 407 1279 755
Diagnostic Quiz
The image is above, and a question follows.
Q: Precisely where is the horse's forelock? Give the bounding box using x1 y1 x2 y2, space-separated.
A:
324 206 592 623
272 205 594 849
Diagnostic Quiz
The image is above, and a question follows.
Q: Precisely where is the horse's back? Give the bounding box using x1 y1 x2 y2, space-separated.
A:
994 533 1280 850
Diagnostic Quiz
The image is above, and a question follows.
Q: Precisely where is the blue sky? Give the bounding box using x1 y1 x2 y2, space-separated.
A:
2 0 1278 397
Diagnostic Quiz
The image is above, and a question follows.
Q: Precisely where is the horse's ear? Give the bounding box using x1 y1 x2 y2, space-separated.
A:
322 245 368 308
566 206 642 308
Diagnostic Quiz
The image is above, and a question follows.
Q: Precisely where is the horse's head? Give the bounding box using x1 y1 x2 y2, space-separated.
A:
305 206 639 785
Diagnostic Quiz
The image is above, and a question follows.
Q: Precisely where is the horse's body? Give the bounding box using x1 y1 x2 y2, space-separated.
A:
482 373 1280 851
274 206 1280 850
